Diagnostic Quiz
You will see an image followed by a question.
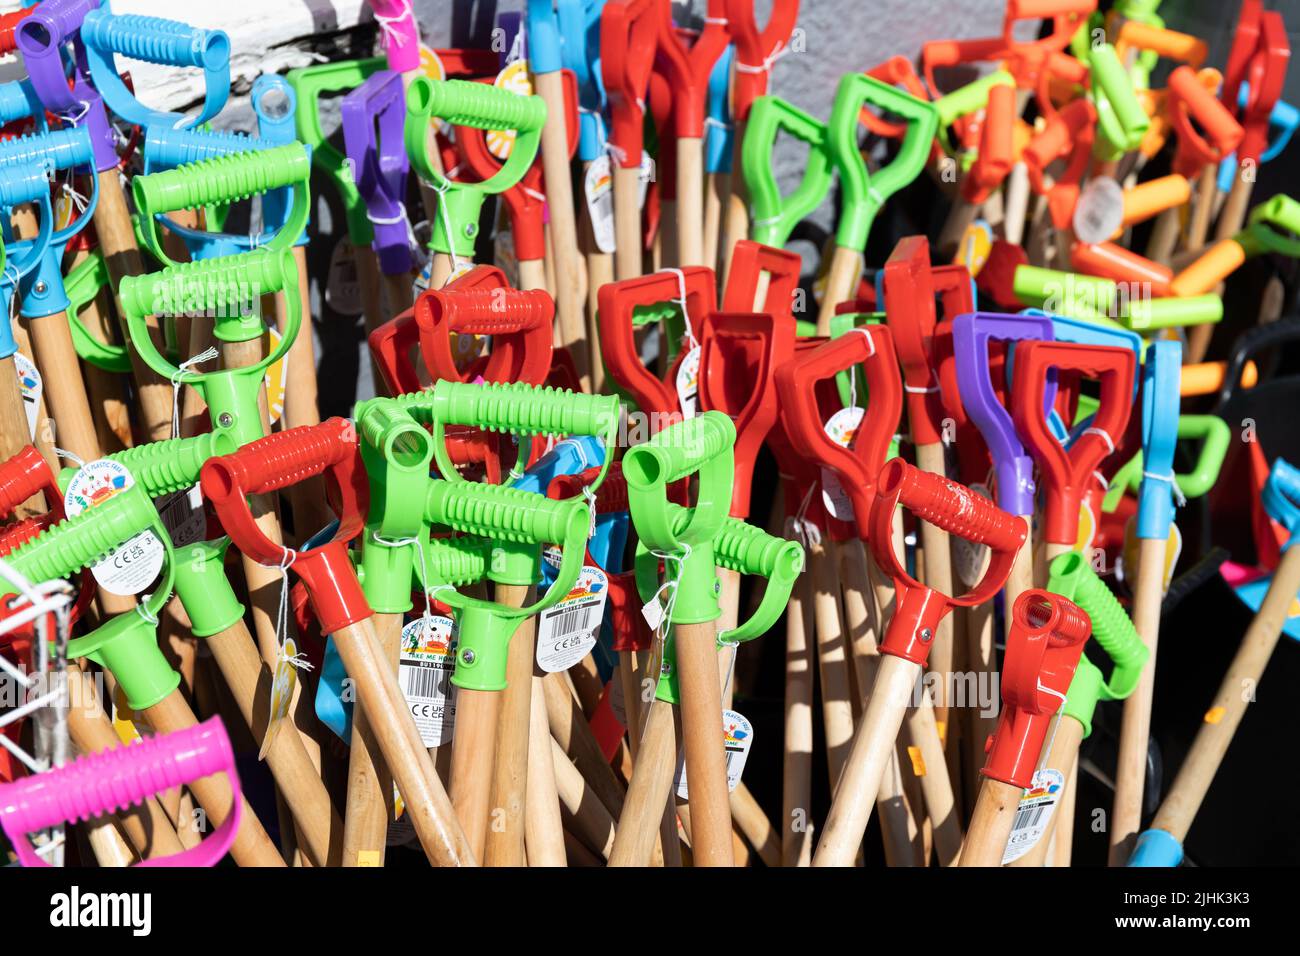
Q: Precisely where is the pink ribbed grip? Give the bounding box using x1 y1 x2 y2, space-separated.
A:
0 717 233 835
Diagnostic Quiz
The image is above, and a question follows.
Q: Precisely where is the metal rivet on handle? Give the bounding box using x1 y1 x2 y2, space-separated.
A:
461 649 476 665
217 412 234 428
919 628 933 643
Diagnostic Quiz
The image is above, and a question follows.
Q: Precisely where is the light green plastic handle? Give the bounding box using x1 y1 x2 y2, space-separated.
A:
741 95 832 248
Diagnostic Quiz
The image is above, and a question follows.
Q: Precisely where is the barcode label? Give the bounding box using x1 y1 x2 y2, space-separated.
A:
536 566 607 673
675 709 753 800
399 615 457 747
1000 768 1065 864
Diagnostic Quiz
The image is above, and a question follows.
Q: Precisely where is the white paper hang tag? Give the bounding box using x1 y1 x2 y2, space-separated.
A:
951 482 994 587
640 594 665 633
1000 768 1065 864
156 483 206 549
64 459 164 596
638 150 654 208
820 406 864 521
325 238 363 316
399 615 459 747
676 345 701 420
675 709 753 799
584 155 616 254
1072 176 1124 245
14 353 40 440
536 566 607 673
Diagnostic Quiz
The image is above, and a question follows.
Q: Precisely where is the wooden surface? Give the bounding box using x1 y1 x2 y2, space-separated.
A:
675 619 734 866
676 138 705 267
141 689 286 867
813 653 919 866
542 670 626 818
613 164 644 281
341 611 400 866
1109 535 1168 864
1008 716 1084 867
484 584 537 867
448 685 500 862
958 777 1023 867
815 245 864 335
28 311 105 465
1149 543 1300 843
524 676 567 866
204 616 341 866
782 570 815 866
609 697 679 866
552 735 616 860
332 618 476 865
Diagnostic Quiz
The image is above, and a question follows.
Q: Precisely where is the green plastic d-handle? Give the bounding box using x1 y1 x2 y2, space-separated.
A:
133 143 311 265
118 247 301 448
1049 551 1148 737
741 94 832 248
56 432 240 500
828 73 938 253
405 77 547 258
1102 414 1231 511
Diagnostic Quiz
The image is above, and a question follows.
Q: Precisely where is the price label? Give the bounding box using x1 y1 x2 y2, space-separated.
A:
536 567 607 673
399 615 458 747
64 460 164 597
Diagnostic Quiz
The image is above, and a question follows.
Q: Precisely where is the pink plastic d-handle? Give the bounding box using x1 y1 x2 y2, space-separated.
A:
0 716 241 867
367 0 421 73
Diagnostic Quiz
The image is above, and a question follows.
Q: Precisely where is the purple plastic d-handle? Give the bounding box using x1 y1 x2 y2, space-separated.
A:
340 68 413 276
952 311 1056 516
15 0 120 172
0 716 242 867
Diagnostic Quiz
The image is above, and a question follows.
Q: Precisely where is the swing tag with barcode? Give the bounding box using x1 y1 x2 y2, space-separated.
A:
64 460 165 597
1000 768 1065 864
674 709 753 800
536 566 607 673
399 615 458 747
156 484 206 549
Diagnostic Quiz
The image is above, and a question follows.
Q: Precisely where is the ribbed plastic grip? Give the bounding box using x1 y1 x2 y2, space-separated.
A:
420 287 554 335
0 447 55 520
112 432 238 498
877 458 1028 550
119 247 293 319
81 10 228 70
425 480 589 546
133 143 309 215
419 535 489 588
0 80 35 125
424 380 619 439
0 127 95 173
17 0 98 48
0 162 51 210
203 418 354 498
1 485 157 592
624 412 737 488
144 126 263 171
357 401 432 465
407 77 547 132
1048 551 1147 698
0 717 233 834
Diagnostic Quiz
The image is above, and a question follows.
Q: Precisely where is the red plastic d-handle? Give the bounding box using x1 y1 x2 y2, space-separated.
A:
725 0 800 121
600 0 659 167
415 285 554 386
1010 341 1136 547
201 419 371 634
722 240 802 318
0 447 61 521
596 267 717 419
773 325 903 540
983 588 1090 788
697 312 785 519
655 1 730 138
868 458 1027 665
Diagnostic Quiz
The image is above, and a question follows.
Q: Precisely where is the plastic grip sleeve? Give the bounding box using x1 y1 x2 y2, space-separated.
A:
81 11 223 69
418 535 490 588
623 412 736 487
426 381 619 438
0 81 33 126
1051 556 1147 697
708 510 805 579
206 419 354 497
0 163 54 210
425 480 589 546
119 248 293 319
356 402 432 463
0 128 95 174
435 288 553 334
0 448 53 519
145 126 262 170
112 432 236 498
19 0 98 45
409 78 547 132
0 717 233 835
1 485 157 592
886 461 1027 550
132 143 309 214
